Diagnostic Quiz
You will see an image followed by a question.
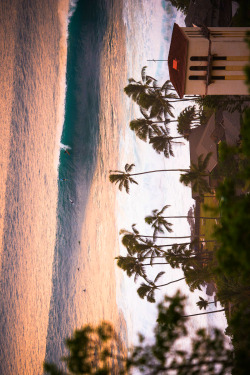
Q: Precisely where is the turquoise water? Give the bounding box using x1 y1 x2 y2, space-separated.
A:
45 0 111 363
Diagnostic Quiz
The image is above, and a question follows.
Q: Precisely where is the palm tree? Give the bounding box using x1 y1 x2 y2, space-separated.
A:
120 225 192 241
145 205 220 229
176 105 202 139
137 91 177 120
149 127 185 158
116 255 148 282
109 163 189 194
116 255 170 277
196 296 217 310
144 206 173 241
180 153 212 196
124 67 173 105
184 264 214 292
129 118 163 142
123 66 151 102
109 163 138 193
124 66 176 103
137 275 185 303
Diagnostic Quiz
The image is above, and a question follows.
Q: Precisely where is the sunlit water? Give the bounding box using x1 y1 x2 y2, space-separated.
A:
0 0 228 373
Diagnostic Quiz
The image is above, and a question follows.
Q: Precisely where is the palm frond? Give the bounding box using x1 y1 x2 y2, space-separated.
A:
144 215 154 225
154 271 165 284
137 283 151 299
158 205 171 216
140 106 150 119
147 291 156 303
141 66 147 82
125 163 135 173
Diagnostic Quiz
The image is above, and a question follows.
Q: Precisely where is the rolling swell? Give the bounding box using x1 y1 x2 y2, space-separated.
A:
45 0 109 364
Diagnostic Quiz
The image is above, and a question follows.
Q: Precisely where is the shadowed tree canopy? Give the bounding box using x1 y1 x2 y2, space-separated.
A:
44 292 233 375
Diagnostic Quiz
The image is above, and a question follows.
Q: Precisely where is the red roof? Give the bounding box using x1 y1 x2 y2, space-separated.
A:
168 24 188 98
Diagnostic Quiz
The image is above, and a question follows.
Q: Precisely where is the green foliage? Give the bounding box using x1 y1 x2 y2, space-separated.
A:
196 95 249 113
127 292 233 374
45 293 234 374
44 323 125 375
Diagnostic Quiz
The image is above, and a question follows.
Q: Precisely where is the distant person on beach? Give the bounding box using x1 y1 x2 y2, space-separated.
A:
69 198 74 205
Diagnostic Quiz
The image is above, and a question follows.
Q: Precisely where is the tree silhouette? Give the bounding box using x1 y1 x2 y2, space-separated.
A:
196 296 216 310
184 264 214 292
129 117 169 142
44 321 126 375
137 275 185 303
177 105 202 139
144 205 173 241
149 127 185 158
180 153 212 196
109 163 189 193
145 205 220 233
44 292 234 375
120 225 192 242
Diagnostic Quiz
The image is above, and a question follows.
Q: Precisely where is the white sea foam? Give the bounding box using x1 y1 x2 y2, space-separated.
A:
68 0 79 20
60 143 72 150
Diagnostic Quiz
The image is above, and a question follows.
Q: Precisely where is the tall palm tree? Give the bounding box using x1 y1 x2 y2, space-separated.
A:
120 225 192 241
144 205 173 241
116 255 148 282
196 296 216 310
123 66 151 102
184 264 214 292
137 91 177 120
180 153 212 196
124 66 175 105
145 205 220 228
176 105 202 139
109 163 189 194
129 118 163 142
149 127 185 158
116 255 170 278
137 275 185 303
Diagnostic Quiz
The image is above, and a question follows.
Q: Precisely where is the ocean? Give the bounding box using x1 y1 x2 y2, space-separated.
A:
0 0 127 373
0 0 228 373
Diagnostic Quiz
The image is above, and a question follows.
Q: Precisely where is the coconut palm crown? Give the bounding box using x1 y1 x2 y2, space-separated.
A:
180 153 212 196
145 205 173 241
109 163 138 193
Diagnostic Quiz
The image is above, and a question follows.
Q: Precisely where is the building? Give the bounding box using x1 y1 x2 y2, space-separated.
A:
168 24 250 97
188 110 241 199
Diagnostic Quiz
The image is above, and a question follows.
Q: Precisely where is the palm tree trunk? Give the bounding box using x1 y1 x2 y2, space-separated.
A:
161 216 220 220
129 169 189 177
181 308 225 318
150 240 217 249
156 277 185 288
136 234 192 239
142 262 169 266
